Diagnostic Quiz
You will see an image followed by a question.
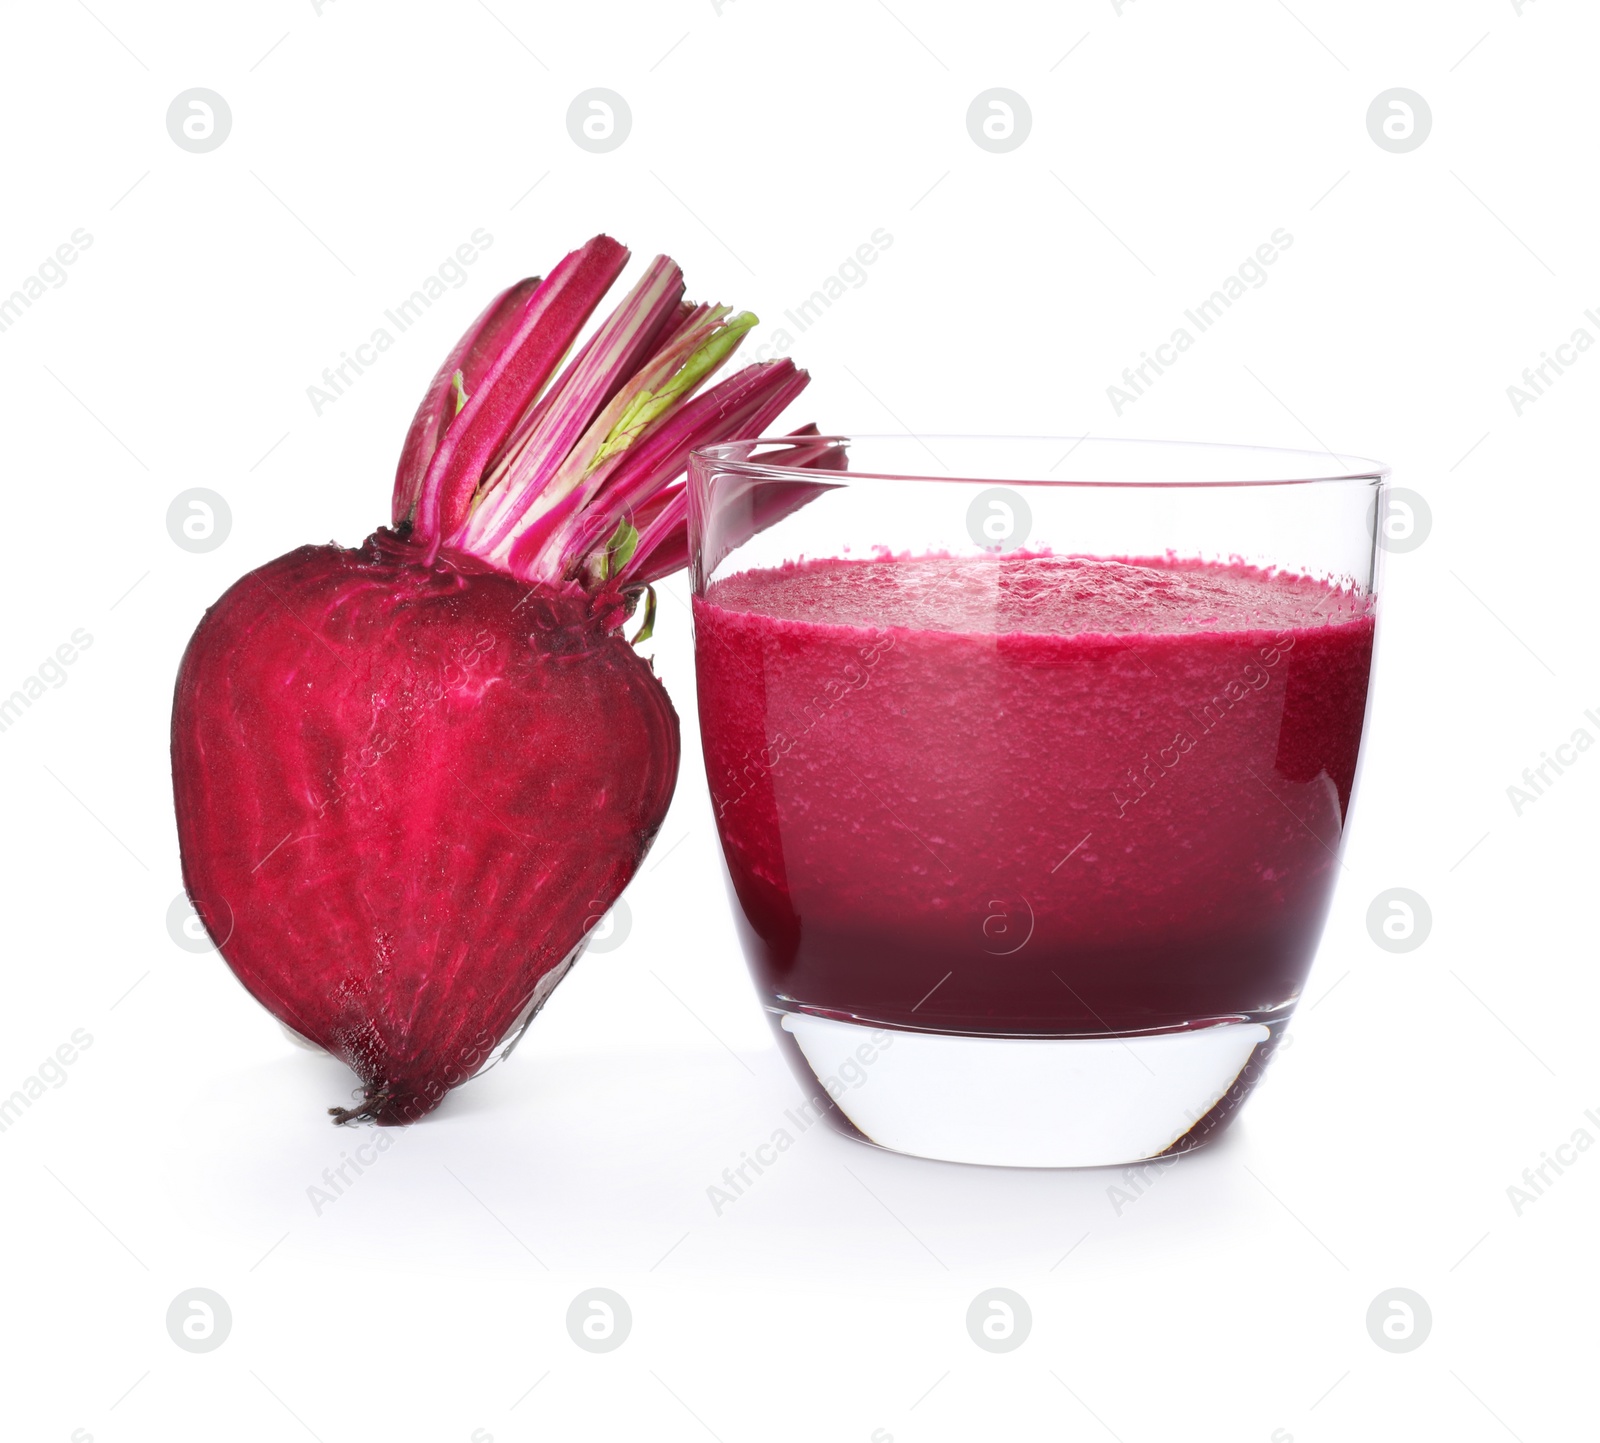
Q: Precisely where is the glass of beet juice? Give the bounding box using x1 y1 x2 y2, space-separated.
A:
688 437 1386 1167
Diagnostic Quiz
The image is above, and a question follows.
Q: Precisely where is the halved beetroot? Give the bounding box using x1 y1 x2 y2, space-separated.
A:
171 235 819 1123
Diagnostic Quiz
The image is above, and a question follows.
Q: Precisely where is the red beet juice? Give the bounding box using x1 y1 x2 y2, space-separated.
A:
694 554 1375 1049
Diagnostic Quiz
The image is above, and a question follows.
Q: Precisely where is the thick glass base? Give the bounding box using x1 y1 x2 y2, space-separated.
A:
777 1011 1282 1168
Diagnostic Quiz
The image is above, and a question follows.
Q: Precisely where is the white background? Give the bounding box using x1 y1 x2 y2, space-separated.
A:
2 1 1595 1439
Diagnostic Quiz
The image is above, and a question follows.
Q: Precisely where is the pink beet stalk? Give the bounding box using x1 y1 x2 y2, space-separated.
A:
402 236 631 551
411 241 818 601
391 276 542 529
452 254 687 559
566 360 815 587
500 308 762 580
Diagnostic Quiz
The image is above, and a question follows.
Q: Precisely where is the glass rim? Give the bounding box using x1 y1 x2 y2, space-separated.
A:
691 434 1391 489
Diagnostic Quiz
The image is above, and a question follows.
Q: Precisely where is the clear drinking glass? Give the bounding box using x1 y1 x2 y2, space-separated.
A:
689 436 1386 1167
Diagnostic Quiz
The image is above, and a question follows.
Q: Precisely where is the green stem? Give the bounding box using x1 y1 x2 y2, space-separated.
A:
586 311 759 475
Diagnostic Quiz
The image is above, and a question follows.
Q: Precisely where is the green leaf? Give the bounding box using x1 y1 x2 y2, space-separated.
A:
601 518 639 580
